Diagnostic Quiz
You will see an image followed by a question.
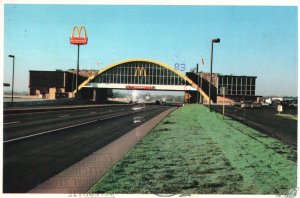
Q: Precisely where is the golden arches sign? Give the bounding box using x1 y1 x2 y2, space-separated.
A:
70 25 88 45
134 66 147 77
75 58 210 102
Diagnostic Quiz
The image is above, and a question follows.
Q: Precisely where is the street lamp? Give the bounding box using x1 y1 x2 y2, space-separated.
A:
209 38 220 111
196 63 199 104
8 55 15 107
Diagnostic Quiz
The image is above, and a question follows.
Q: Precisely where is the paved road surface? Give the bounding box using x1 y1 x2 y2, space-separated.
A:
3 104 171 193
211 105 297 148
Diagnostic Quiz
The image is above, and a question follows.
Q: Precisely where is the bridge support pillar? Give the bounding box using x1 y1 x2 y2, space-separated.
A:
93 88 108 103
79 88 93 100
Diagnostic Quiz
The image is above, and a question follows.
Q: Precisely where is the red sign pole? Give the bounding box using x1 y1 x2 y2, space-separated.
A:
76 44 80 95
70 25 88 97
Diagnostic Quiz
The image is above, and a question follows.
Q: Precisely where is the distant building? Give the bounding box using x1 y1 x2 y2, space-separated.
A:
216 74 257 104
29 69 259 104
28 69 97 99
186 72 258 104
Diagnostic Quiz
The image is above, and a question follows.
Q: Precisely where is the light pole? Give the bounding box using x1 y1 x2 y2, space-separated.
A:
209 38 220 111
8 55 15 107
196 63 199 104
200 71 202 103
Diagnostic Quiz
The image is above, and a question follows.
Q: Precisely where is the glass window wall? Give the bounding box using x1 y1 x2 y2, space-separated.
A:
93 61 186 85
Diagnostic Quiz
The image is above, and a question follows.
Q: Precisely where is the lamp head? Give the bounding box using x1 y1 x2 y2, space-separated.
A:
8 55 15 58
212 38 220 43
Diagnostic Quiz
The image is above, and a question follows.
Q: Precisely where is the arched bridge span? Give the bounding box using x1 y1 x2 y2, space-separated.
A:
76 58 209 102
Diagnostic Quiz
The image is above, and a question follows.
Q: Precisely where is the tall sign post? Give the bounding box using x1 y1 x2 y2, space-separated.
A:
70 25 88 97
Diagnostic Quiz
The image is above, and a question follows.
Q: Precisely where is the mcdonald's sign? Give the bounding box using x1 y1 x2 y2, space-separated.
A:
126 85 154 90
134 67 147 77
70 25 88 45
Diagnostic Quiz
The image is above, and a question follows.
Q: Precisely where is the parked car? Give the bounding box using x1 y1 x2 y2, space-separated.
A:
271 100 282 108
291 101 298 108
275 100 298 109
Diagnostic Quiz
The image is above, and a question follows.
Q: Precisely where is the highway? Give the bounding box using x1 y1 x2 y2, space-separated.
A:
211 105 297 149
3 104 172 193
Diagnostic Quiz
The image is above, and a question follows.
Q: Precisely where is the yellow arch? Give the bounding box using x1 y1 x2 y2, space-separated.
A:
75 58 209 102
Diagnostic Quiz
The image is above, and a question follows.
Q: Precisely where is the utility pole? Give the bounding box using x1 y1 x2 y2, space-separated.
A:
8 55 15 107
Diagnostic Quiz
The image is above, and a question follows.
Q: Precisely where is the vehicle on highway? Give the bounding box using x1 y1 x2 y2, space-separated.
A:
145 93 151 101
132 104 145 110
241 101 252 108
261 102 270 107
133 116 144 123
233 101 241 107
251 102 262 108
155 100 161 105
241 101 262 109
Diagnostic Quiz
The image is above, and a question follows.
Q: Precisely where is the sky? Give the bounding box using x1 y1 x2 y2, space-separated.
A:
3 4 298 96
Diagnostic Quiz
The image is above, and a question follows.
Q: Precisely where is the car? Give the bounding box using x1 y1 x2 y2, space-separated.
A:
277 100 297 109
291 101 298 108
133 116 143 123
155 100 161 105
241 101 252 108
261 102 270 107
251 102 262 108
271 100 281 108
233 101 241 107
132 104 145 111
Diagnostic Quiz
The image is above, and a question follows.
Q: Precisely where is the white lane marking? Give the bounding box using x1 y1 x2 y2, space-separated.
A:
4 121 20 125
58 115 70 118
4 120 98 143
89 112 97 114
4 106 161 143
4 105 132 117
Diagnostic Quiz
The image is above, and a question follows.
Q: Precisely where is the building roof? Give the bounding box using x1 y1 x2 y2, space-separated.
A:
194 72 257 78
29 69 98 78
67 69 98 78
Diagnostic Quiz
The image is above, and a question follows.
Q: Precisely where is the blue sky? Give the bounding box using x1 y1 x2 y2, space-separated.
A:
3 5 298 96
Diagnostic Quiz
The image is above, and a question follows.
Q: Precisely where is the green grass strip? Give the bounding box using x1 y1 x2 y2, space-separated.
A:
275 113 297 121
89 104 296 194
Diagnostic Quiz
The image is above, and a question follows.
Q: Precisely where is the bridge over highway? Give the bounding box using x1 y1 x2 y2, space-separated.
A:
75 59 209 103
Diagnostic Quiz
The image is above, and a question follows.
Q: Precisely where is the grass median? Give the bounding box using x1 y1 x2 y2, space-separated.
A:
89 104 296 194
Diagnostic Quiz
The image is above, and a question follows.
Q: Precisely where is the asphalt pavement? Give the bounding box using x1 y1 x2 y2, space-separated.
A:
3 104 171 193
4 105 133 141
211 105 297 148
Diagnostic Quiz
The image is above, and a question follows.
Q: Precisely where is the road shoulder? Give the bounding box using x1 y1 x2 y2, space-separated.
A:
29 107 176 193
